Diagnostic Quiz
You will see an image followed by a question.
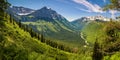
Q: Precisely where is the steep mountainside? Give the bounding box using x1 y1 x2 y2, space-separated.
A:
25 7 66 21
81 21 104 44
0 13 81 60
9 6 84 45
9 6 35 15
71 17 91 30
71 16 109 30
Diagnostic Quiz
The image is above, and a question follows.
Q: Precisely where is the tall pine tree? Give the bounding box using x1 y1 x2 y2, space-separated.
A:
104 0 120 11
92 39 103 60
0 0 10 17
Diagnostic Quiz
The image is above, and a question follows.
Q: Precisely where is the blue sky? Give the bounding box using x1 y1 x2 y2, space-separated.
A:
8 0 120 21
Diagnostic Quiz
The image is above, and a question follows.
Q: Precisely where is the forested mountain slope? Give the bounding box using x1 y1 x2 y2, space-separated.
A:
8 6 85 46
0 13 80 60
82 21 120 60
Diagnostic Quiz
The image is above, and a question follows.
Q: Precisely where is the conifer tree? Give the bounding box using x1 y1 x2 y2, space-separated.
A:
0 0 10 17
41 34 45 43
30 28 34 37
104 0 120 11
92 39 103 60
19 20 22 28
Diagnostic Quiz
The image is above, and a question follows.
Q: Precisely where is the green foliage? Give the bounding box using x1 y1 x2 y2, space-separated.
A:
0 10 87 60
23 20 85 47
101 21 120 55
103 0 120 11
89 21 120 60
82 20 120 60
82 21 104 44
92 39 103 60
104 52 120 60
0 0 10 10
0 0 10 18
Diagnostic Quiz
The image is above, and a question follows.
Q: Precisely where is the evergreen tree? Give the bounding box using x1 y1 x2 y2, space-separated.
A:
0 0 10 17
102 21 120 54
9 14 14 24
92 39 103 60
104 0 120 11
19 20 22 28
41 34 45 43
37 34 40 40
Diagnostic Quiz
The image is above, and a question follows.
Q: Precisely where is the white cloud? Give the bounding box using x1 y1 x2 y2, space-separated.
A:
76 7 92 12
103 0 106 3
73 0 104 13
109 10 119 19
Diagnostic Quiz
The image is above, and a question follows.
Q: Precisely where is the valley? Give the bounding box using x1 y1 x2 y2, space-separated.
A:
8 6 86 47
1 0 120 60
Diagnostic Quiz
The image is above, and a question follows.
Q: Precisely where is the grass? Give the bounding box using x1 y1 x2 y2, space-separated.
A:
2 12 120 60
81 21 105 44
0 13 93 60
22 20 85 47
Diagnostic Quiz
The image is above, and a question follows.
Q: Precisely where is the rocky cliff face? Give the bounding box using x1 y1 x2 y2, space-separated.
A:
27 6 66 21
10 6 35 15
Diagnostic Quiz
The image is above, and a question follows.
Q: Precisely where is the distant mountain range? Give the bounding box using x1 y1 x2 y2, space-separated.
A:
8 6 85 45
19 6 69 22
10 6 35 15
28 7 66 21
8 6 110 45
82 15 110 21
71 15 110 30
8 6 111 31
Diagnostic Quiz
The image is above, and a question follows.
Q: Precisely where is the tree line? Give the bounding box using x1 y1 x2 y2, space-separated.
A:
1 0 78 55
3 11 78 53
92 21 120 60
92 0 120 60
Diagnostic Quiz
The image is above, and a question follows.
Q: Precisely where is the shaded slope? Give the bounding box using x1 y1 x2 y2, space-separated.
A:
81 21 104 44
9 6 35 15
22 20 84 45
0 13 79 60
15 6 84 45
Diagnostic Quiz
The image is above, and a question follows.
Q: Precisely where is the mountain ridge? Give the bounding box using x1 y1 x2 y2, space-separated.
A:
9 6 35 15
71 15 110 30
8 6 85 46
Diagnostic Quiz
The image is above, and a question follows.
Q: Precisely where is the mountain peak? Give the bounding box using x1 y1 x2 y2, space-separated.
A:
12 6 24 8
41 6 48 9
9 6 66 21
40 6 53 12
11 6 35 15
73 15 110 22
28 6 66 21
41 6 52 10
